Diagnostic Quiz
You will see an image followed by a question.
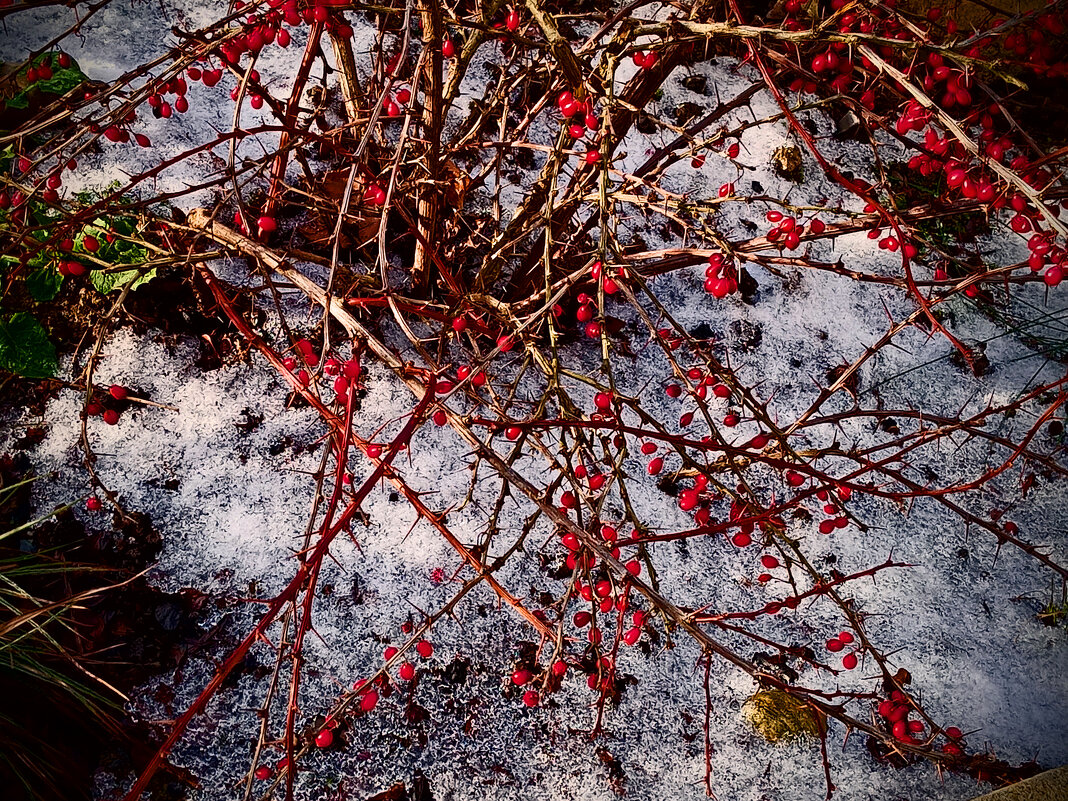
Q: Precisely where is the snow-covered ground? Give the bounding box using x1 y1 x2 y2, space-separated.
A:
2 1 1066 800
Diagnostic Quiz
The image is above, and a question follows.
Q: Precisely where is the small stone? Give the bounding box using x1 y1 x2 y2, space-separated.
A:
743 690 823 743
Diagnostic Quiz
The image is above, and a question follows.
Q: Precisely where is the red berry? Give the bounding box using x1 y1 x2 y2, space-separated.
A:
442 39 455 58
359 690 379 712
254 765 272 780
315 729 334 748
366 184 386 205
521 690 539 707
511 668 532 685
842 652 858 670
826 638 843 652
416 640 433 658
83 236 99 252
257 216 277 233
86 497 102 511
102 409 119 425
594 391 612 410
109 384 128 400
399 662 415 681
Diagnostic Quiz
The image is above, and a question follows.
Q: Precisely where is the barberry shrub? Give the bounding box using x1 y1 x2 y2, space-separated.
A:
1 0 1066 797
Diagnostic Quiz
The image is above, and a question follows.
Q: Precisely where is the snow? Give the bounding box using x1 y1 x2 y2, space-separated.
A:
2 1 1067 800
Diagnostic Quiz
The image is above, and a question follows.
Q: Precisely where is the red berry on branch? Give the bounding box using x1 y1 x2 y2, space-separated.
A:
512 668 532 685
359 691 378 712
678 488 699 511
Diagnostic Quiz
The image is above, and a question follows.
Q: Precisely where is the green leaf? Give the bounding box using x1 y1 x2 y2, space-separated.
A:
90 266 156 294
3 54 86 112
76 217 146 265
36 68 85 97
0 313 57 378
5 90 29 110
26 267 63 301
76 215 155 294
